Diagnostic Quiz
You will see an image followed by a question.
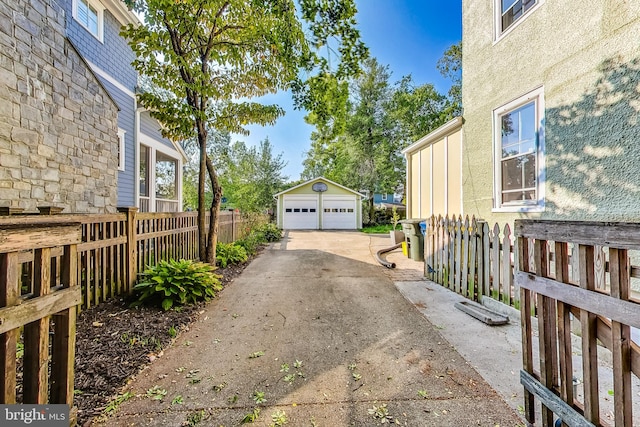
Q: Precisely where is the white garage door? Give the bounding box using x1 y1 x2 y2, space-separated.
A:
322 197 356 229
283 197 318 229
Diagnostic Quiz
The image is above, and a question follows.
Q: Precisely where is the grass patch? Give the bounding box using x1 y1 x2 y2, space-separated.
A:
360 224 400 234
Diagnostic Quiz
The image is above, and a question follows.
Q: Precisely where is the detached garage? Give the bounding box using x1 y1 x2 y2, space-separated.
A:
274 177 364 230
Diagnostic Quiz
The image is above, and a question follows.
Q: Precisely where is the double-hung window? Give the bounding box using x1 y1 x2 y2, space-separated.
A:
73 0 104 42
496 0 541 39
493 87 544 211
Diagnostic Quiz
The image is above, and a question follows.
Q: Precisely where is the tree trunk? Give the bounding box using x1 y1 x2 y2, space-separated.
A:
205 155 222 264
197 119 208 262
368 196 375 225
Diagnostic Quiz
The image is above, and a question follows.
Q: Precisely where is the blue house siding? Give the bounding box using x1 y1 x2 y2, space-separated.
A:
97 78 135 206
63 2 137 91
373 193 391 204
140 111 175 150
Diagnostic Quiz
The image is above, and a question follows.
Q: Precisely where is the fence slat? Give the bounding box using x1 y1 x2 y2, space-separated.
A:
491 223 501 301
482 222 490 299
23 247 51 403
461 216 470 298
518 235 535 424
578 244 600 423
50 243 78 405
609 248 632 427
554 241 575 414
535 239 557 427
502 224 513 306
0 252 19 404
469 217 478 300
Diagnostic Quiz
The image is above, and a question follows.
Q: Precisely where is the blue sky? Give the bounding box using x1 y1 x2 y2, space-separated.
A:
236 1 462 181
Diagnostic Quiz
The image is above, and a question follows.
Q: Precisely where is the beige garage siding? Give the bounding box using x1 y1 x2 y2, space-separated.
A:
403 117 463 219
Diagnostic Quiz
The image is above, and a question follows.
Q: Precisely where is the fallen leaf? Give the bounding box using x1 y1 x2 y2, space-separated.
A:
92 322 103 327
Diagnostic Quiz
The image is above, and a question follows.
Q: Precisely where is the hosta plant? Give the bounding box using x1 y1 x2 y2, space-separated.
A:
133 259 222 310
216 242 248 267
255 223 282 242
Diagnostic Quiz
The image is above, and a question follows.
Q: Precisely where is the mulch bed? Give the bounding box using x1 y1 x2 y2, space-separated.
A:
73 253 259 426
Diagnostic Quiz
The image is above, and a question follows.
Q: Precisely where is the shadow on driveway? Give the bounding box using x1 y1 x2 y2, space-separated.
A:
105 232 522 426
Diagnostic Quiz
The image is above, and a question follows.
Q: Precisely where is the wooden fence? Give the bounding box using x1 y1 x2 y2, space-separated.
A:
425 215 640 426
0 222 82 421
425 215 518 307
0 209 256 310
516 220 640 427
424 215 614 309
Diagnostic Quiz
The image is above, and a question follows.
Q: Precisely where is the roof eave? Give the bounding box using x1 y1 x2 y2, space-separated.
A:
401 116 463 155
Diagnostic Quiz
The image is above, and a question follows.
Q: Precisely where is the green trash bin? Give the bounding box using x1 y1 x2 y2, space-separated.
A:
400 219 424 261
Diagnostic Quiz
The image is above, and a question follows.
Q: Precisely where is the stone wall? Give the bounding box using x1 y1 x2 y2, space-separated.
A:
0 0 119 213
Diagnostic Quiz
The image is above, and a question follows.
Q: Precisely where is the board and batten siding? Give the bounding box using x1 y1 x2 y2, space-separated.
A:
403 117 463 219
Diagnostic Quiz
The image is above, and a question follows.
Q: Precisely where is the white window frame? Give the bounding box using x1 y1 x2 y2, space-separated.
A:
72 0 105 42
117 128 126 171
138 134 183 212
381 193 388 201
494 0 544 43
492 86 545 213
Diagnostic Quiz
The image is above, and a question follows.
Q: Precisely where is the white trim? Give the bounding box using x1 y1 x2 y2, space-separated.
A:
274 176 365 198
72 0 105 43
402 117 463 155
86 60 136 99
137 108 184 212
492 86 545 211
134 107 140 209
138 133 181 159
404 151 412 217
493 0 544 44
100 0 139 26
117 128 126 171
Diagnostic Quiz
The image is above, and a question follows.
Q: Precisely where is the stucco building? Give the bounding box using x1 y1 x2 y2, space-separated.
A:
460 1 640 224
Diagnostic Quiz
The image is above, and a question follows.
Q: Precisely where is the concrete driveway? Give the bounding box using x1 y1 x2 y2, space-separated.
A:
105 231 522 426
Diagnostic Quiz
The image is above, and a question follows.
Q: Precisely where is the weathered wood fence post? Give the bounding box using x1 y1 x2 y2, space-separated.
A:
0 222 82 421
118 207 138 294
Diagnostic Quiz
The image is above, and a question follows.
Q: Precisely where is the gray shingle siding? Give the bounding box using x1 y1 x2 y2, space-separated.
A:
140 111 175 150
63 1 137 92
98 79 135 206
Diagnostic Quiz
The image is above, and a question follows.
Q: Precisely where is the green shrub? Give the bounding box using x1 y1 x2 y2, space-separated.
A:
216 242 248 267
234 233 262 256
255 223 282 242
133 259 222 311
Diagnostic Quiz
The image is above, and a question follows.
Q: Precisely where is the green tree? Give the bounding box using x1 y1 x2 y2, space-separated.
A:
386 74 449 145
437 41 462 117
302 58 453 221
219 138 287 214
122 0 367 263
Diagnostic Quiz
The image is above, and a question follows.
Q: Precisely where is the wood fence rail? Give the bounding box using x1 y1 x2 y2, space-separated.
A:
0 222 82 422
424 215 617 309
516 220 640 427
0 209 256 310
425 215 640 426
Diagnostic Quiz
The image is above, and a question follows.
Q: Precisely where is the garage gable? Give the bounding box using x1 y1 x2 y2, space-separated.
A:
275 177 364 230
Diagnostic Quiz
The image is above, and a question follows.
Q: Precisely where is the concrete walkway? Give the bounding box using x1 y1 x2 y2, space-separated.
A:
104 231 523 426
